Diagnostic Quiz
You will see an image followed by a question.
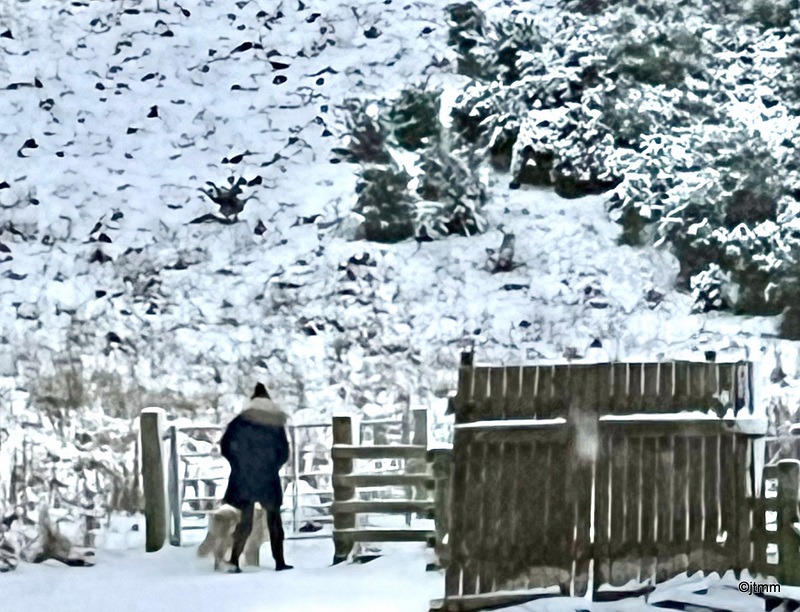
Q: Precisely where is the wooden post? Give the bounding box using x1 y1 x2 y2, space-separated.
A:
140 408 167 552
332 415 356 564
291 425 300 535
776 460 800 585
409 407 429 524
430 448 452 570
167 425 181 547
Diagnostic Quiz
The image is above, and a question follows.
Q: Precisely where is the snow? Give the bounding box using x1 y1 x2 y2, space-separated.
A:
2 533 443 612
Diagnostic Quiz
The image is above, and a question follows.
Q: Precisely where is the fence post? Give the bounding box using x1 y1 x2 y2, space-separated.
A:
409 408 429 524
332 415 355 564
140 408 167 552
776 460 800 585
429 448 452 569
167 425 181 547
291 425 300 535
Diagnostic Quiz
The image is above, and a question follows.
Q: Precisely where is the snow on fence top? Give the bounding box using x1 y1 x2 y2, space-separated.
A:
451 353 752 423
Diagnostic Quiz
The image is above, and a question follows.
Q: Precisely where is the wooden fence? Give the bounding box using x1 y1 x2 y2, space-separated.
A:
431 353 780 612
332 408 440 564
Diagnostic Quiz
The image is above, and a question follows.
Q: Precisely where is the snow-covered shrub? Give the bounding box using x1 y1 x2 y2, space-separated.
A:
745 0 797 30
415 146 487 238
354 167 415 243
387 87 441 151
690 264 732 312
338 99 391 165
449 0 800 316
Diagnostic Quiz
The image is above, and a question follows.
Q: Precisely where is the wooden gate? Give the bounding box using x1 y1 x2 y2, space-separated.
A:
434 353 759 612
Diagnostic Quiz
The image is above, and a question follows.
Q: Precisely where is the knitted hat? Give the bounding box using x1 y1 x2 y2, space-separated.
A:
252 382 270 399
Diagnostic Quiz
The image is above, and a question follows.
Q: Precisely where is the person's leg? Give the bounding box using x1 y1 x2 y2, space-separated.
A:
264 504 292 570
228 503 255 570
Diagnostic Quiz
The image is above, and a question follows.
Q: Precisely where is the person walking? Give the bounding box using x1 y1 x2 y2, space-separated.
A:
220 382 293 572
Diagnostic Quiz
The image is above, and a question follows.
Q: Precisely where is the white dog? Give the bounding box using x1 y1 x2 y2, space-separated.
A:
197 504 268 571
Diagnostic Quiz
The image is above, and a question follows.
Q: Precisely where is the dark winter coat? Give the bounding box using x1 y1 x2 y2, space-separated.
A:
221 397 290 509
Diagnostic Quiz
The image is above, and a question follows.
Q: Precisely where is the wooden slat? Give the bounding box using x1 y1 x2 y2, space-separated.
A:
519 441 541 583
594 432 611 591
522 366 539 418
454 355 476 424
672 435 690 576
687 437 704 575
734 436 751 573
570 366 596 597
612 363 629 414
640 436 657 585
546 441 572 593
673 362 691 412
655 436 674 583
608 434 629 586
469 425 569 445
461 434 484 595
490 367 506 420
333 474 433 488
504 367 524 419
735 363 751 416
718 435 737 570
536 366 556 418
639 363 657 413
660 362 675 413
690 363 706 412
331 445 427 460
446 431 469 597
719 364 734 415
471 368 492 421
331 500 434 515
599 419 735 438
628 363 643 413
497 442 519 588
703 435 723 575
333 528 434 542
479 442 502 593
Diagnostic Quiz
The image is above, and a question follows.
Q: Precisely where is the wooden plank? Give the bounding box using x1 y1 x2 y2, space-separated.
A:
628 363 643 414
504 366 524 419
333 528 434 542
331 444 428 460
546 441 572 594
690 363 706 412
522 366 539 418
594 432 611 591
471 367 492 421
496 441 518 589
659 362 675 414
703 434 724 575
672 435 689 577
598 419 735 438
454 353 476 424
735 363 752 417
640 436 657 585
331 500 435 515
673 362 691 412
490 367 506 421
536 366 557 418
608 434 629 586
642 363 660 413
460 434 484 595
570 366 597 597
445 431 469 597
687 436 704 576
469 425 569 445
479 442 502 593
718 435 737 571
655 435 674 583
719 364 734 415
333 474 433 488
518 441 541 583
733 436 751 574
332 416 355 564
611 363 629 414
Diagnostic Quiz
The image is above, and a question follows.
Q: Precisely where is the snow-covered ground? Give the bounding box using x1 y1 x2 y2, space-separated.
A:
5 517 798 612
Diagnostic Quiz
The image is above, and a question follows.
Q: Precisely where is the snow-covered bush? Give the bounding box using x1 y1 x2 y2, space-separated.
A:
387 87 441 151
415 146 486 239
354 167 415 243
449 0 800 319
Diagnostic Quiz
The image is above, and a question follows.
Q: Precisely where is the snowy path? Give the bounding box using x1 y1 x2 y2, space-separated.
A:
3 539 443 612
